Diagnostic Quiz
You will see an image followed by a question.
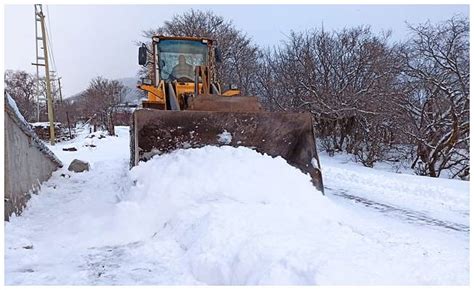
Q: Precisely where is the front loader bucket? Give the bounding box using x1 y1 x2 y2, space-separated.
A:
130 109 324 193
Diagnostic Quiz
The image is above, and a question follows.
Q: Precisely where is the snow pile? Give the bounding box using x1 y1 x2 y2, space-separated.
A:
116 146 339 284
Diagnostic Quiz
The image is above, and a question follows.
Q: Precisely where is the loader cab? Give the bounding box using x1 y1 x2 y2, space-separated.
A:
137 36 234 110
157 38 209 82
139 36 217 85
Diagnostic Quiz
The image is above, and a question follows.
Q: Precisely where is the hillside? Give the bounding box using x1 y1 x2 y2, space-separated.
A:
66 77 146 105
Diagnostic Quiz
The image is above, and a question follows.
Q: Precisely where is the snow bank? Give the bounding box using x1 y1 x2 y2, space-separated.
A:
320 154 469 225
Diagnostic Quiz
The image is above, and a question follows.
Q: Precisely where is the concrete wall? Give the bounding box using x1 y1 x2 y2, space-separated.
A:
4 94 62 221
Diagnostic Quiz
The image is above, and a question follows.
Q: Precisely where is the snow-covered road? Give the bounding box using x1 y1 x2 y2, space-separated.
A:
321 154 469 230
4 126 469 285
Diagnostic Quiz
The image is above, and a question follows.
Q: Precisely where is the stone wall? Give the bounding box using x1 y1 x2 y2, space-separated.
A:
4 93 62 221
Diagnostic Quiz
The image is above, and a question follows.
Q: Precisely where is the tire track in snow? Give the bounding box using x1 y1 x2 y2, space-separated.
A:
326 187 469 233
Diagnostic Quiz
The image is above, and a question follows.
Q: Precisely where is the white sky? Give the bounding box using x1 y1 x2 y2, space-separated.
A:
4 4 469 97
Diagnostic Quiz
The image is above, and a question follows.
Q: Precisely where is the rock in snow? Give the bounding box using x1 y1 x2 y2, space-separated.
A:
68 159 90 172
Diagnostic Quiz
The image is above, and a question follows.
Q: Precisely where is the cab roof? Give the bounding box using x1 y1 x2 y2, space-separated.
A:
152 35 215 44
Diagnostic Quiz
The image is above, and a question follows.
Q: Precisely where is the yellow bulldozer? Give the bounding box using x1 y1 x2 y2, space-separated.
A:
131 35 324 192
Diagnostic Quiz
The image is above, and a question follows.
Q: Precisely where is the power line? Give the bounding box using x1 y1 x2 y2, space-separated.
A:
45 5 57 72
45 26 57 73
43 5 64 102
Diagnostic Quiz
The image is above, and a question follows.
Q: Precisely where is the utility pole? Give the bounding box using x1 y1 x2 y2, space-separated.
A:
57 77 63 103
33 5 43 122
50 72 64 103
32 4 55 144
50 70 57 97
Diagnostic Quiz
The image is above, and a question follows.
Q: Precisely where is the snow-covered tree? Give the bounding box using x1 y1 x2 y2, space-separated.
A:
399 16 469 179
259 27 401 167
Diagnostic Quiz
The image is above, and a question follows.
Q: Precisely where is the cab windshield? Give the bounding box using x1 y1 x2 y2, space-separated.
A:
157 39 208 82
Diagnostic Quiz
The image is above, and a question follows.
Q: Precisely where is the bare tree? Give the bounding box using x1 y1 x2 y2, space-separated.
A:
398 16 469 179
80 76 128 135
4 70 38 122
259 27 402 166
